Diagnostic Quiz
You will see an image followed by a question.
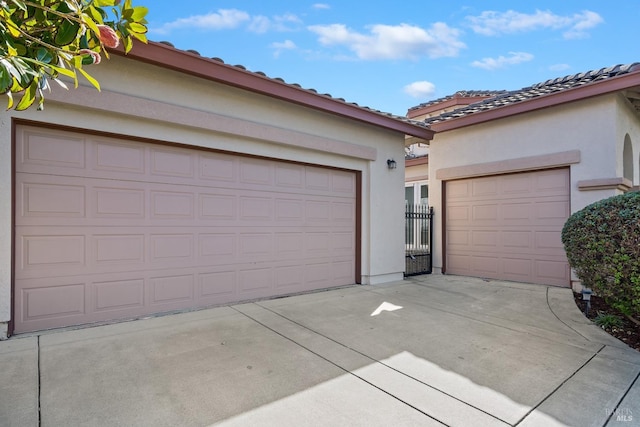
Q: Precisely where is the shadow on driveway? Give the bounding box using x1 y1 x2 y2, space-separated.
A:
2 275 639 426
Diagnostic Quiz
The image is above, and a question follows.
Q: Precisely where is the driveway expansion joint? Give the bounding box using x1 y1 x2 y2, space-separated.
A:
513 346 604 426
244 301 512 426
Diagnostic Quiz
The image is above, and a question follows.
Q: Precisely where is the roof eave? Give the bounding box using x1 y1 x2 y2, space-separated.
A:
430 70 640 133
111 41 434 141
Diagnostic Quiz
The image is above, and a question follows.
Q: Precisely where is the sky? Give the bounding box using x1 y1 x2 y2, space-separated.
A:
143 2 640 116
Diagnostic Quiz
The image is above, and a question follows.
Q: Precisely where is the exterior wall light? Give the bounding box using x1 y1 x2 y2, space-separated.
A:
387 159 397 169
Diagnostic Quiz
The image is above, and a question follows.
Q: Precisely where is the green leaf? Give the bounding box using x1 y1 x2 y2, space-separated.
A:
130 31 147 44
35 47 54 63
86 7 105 25
15 78 37 111
122 35 132 53
93 0 116 6
54 2 74 14
76 66 100 91
127 22 147 34
130 6 148 21
5 20 22 37
34 7 46 23
46 63 76 79
6 91 14 110
82 13 101 38
55 20 81 46
9 1 27 12
61 1 79 13
0 64 13 93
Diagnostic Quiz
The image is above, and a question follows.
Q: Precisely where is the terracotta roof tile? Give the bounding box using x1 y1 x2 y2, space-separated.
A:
156 41 429 129
422 63 640 126
408 90 508 111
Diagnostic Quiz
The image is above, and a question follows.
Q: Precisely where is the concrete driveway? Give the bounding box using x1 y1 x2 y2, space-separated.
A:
2 275 639 427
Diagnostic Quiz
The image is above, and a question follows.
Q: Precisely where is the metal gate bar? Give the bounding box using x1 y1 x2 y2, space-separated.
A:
405 205 433 276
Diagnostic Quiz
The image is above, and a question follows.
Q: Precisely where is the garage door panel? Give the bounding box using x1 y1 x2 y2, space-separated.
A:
535 169 570 191
17 128 86 171
471 230 498 248
501 174 531 194
19 180 86 219
447 205 470 223
447 229 470 246
535 260 570 282
94 278 145 312
535 231 565 251
199 271 236 300
14 126 356 333
150 234 194 263
275 199 304 222
471 177 498 196
502 231 532 249
333 260 355 285
151 191 195 219
150 274 194 306
501 203 531 221
470 256 499 275
150 147 196 178
20 282 86 322
447 254 471 273
95 139 146 174
446 169 570 287
18 233 86 275
238 268 274 295
95 187 146 218
535 200 570 220
95 234 145 265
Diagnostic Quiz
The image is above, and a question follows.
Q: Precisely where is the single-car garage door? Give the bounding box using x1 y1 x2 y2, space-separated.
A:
14 126 356 333
445 168 570 286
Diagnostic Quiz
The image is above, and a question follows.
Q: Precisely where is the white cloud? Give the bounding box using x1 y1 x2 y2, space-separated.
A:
404 81 436 98
151 9 302 35
466 9 603 39
152 9 250 34
249 16 271 33
549 63 571 71
307 22 465 60
270 40 297 58
246 13 304 33
313 3 330 9
562 10 603 39
471 51 534 70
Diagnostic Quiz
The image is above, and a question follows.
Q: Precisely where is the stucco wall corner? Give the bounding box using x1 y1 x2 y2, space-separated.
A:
0 322 8 340
361 272 404 285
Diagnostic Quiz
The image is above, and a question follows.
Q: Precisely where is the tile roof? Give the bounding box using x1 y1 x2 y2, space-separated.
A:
422 63 640 126
156 41 430 130
408 90 508 111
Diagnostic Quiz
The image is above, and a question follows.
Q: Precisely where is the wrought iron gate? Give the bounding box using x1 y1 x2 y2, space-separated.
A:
405 205 433 276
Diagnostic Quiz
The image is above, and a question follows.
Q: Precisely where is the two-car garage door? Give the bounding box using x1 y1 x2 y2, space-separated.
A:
14 126 356 333
445 168 570 287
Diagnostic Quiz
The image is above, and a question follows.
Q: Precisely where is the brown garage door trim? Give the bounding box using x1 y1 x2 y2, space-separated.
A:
438 151 578 277
10 118 362 335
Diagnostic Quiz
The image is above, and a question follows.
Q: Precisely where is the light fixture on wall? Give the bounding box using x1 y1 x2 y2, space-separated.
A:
387 159 397 169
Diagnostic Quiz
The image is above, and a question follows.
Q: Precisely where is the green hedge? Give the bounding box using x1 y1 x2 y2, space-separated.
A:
561 191 640 318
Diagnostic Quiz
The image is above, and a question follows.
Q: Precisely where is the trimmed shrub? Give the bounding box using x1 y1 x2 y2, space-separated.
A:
561 191 640 319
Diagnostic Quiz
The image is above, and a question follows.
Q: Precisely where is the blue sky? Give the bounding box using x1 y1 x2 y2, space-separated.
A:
144 2 639 116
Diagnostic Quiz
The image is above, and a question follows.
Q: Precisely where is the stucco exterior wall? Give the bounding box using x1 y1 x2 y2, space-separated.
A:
429 94 632 275
615 94 640 186
405 163 429 181
0 56 407 337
